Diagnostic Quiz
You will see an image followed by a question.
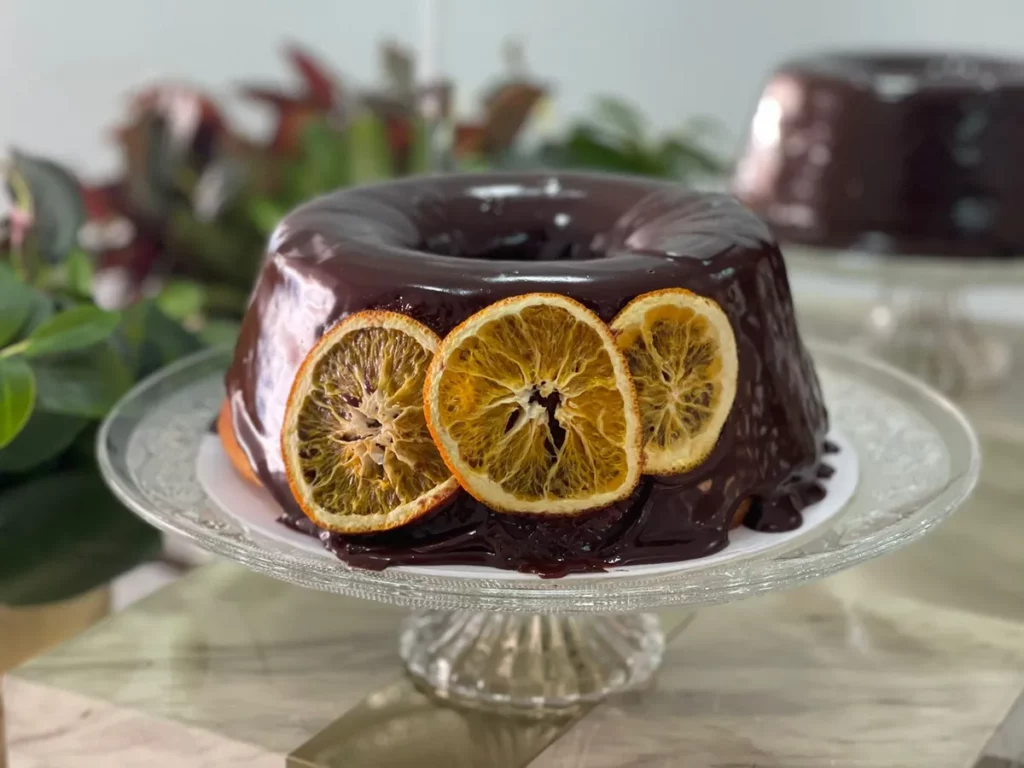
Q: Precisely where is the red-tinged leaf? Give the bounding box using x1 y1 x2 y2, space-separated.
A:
455 123 486 155
273 106 322 156
240 86 296 108
286 44 339 109
80 183 122 220
386 117 412 154
131 84 224 129
479 83 546 154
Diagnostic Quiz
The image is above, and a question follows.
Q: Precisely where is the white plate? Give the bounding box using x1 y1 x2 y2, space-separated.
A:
195 429 858 581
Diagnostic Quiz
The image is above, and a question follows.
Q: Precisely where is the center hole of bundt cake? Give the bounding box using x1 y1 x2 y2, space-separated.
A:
422 227 605 262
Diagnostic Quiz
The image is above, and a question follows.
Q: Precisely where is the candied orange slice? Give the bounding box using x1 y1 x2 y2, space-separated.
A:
424 293 642 515
282 311 457 533
611 288 738 475
217 399 261 486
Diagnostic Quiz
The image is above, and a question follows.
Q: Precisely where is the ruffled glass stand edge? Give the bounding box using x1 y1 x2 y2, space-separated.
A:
96 341 980 710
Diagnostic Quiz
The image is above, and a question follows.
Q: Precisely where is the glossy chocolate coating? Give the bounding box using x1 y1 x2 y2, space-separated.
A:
225 172 829 575
732 52 1024 257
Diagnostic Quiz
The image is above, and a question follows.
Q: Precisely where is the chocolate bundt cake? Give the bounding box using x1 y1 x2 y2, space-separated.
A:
222 172 830 576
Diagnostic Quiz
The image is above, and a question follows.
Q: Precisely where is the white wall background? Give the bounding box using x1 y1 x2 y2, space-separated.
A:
3 0 1024 180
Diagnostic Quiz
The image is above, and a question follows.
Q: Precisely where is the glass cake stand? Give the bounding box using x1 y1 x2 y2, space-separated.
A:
785 246 1024 396
96 343 980 712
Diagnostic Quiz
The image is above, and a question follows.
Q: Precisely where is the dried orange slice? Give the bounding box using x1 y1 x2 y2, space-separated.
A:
424 293 642 515
611 288 738 475
282 311 458 533
217 399 261 486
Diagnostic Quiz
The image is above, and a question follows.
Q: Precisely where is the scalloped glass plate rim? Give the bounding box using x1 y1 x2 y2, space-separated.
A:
96 340 981 613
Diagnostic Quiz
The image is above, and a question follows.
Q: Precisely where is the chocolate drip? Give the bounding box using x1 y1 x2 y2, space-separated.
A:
226 173 829 575
743 471 829 534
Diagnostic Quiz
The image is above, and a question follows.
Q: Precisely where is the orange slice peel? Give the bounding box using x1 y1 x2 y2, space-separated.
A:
611 288 739 475
424 293 642 515
282 311 458 534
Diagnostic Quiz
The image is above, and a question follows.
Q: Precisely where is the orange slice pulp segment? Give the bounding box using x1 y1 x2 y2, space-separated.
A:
424 293 642 515
282 311 457 533
611 288 738 475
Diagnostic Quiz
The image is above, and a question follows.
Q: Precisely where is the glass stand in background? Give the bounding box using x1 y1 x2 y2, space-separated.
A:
785 246 1024 397
863 287 1011 395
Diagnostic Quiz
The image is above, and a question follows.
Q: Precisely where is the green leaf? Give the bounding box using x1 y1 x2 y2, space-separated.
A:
21 288 56 334
32 343 132 418
68 423 99 465
197 318 241 347
0 469 162 605
22 305 120 358
407 118 431 175
0 264 34 347
0 410 86 473
298 119 350 197
247 196 288 237
592 97 647 143
348 113 394 183
167 207 262 287
202 283 250 316
454 152 492 173
560 127 638 173
658 136 726 177
120 301 202 379
8 151 87 264
0 357 36 448
156 279 206 322
64 247 96 298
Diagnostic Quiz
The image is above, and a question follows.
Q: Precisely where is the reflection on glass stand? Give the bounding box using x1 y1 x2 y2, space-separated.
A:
785 246 1024 397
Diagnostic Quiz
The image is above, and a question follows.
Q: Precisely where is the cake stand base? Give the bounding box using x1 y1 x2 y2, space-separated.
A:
859 288 1011 396
399 610 674 711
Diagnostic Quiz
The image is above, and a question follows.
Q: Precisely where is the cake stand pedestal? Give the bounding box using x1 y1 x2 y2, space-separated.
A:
399 611 674 708
96 343 978 712
785 246 1024 396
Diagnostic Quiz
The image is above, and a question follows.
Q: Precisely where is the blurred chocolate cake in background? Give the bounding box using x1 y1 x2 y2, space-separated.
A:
732 52 1024 258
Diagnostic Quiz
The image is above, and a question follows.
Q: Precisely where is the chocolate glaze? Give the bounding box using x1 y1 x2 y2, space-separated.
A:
225 172 829 575
732 52 1024 257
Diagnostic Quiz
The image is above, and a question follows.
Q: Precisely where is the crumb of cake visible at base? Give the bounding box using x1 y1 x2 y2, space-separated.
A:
217 399 262 487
